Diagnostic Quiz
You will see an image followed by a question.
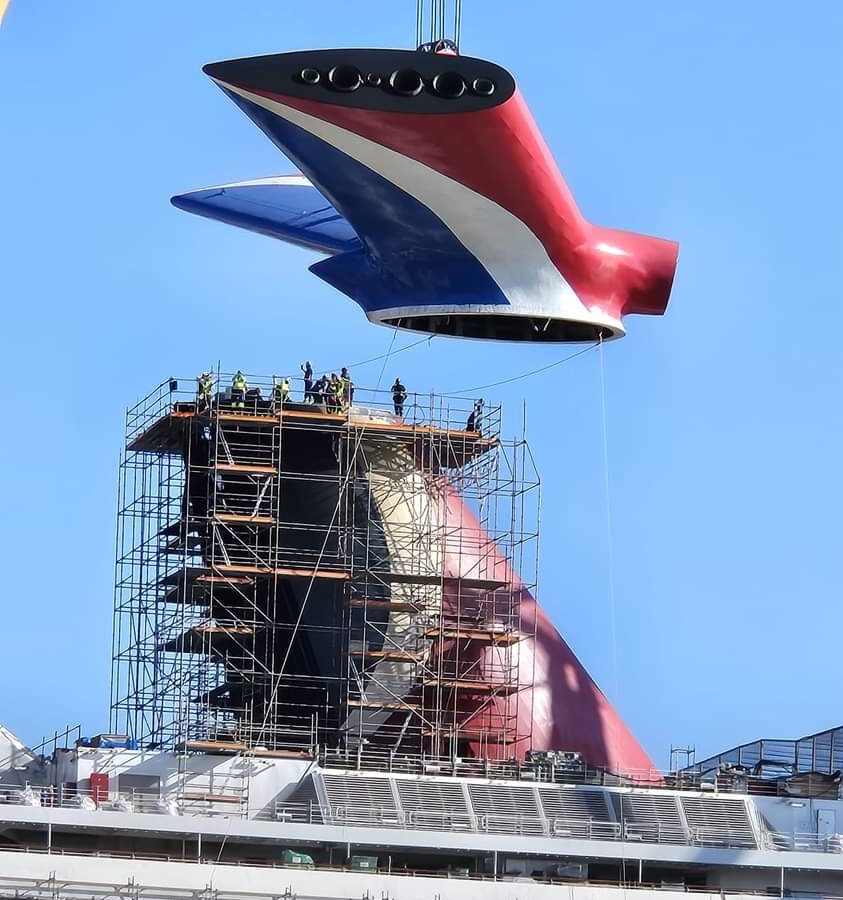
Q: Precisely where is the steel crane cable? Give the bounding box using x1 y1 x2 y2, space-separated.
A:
416 0 461 48
327 333 433 373
415 0 423 48
597 334 620 703
442 340 600 396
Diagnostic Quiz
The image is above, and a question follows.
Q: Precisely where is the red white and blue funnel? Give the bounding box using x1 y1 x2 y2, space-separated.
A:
173 49 678 342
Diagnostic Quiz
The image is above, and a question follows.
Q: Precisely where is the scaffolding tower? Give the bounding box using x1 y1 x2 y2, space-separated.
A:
111 372 540 760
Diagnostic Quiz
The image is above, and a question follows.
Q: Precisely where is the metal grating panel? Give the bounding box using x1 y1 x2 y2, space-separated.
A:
621 793 688 844
681 796 757 848
538 787 616 839
320 773 399 824
395 778 473 829
468 783 544 834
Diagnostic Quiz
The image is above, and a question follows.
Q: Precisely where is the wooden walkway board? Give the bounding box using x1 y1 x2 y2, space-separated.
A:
191 624 254 637
425 627 521 644
214 513 276 525
422 678 519 694
176 739 314 759
346 699 421 711
216 462 278 474
349 648 423 661
215 563 348 581
130 407 498 464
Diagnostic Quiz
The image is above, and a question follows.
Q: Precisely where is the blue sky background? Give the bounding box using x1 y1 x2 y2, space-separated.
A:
0 1 841 766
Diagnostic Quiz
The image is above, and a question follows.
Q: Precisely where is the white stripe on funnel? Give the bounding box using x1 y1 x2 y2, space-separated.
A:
216 80 601 321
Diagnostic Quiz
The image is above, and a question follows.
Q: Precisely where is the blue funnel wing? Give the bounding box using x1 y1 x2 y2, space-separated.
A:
171 176 362 256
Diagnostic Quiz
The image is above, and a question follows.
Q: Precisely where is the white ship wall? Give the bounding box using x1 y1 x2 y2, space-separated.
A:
69 747 313 814
755 794 842 837
0 850 781 900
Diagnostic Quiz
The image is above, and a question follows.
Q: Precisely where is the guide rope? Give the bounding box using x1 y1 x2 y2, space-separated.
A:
443 341 599 396
598 334 620 702
329 333 432 374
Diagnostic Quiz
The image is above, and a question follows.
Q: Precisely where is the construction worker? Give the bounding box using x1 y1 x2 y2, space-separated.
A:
327 373 343 413
231 370 247 409
272 377 291 411
470 398 485 434
340 367 354 408
392 378 407 417
301 360 314 403
196 372 213 410
314 374 328 407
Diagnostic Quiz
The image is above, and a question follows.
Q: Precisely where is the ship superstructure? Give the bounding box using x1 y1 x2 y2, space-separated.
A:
2 378 843 899
2 723 843 899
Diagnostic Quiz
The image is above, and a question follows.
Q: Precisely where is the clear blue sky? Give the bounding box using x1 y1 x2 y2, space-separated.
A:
1 1 841 766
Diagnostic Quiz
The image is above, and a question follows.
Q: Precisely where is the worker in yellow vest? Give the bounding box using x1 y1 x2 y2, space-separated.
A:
273 377 291 411
231 371 247 409
196 372 213 410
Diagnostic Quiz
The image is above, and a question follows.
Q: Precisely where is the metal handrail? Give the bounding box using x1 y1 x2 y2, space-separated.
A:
766 830 843 853
4 788 842 856
125 374 501 448
5 842 843 900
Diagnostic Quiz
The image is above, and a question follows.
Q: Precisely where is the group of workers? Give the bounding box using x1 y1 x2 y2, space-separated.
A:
196 370 485 430
300 361 355 412
196 370 484 432
195 365 368 416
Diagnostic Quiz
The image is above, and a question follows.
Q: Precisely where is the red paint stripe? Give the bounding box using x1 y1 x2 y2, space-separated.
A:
234 83 678 320
439 487 657 773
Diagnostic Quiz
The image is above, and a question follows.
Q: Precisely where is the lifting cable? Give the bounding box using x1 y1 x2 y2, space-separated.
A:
328 333 433 374
415 0 424 49
455 0 462 50
415 0 462 48
443 340 599 397
335 332 598 397
597 334 620 703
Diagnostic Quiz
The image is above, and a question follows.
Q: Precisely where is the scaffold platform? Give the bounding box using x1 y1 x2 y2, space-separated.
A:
111 373 539 761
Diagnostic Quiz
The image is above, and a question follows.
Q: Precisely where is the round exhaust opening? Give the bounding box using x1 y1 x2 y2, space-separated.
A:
365 72 382 86
389 69 425 96
472 77 496 96
299 67 321 85
328 65 362 92
432 71 466 98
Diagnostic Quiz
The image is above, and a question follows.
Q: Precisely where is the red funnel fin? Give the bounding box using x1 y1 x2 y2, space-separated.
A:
587 226 679 318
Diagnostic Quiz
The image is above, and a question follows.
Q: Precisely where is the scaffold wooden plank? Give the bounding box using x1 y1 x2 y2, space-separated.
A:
175 739 313 759
422 679 519 694
215 563 348 581
348 648 423 661
216 462 278 474
214 513 276 525
217 412 279 425
424 627 522 644
361 571 509 590
346 699 421 710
